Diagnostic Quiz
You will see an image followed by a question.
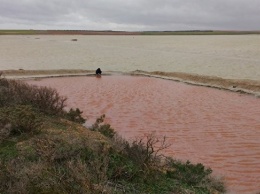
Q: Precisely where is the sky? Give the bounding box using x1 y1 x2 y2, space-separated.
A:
0 0 259 31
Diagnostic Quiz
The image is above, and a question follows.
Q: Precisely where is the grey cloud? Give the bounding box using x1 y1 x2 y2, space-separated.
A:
0 0 259 30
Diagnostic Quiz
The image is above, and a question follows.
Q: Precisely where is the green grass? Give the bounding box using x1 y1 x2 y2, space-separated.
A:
0 30 38 35
0 140 18 161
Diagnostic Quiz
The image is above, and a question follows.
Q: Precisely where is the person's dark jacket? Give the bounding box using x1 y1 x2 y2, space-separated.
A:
96 68 102 75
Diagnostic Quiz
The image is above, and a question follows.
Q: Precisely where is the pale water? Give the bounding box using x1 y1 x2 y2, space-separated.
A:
1 35 260 81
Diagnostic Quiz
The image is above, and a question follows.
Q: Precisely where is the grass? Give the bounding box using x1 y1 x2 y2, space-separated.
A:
0 140 18 161
0 78 226 193
0 30 38 35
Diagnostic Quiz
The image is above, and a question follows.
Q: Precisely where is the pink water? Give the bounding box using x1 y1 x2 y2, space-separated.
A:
27 75 260 194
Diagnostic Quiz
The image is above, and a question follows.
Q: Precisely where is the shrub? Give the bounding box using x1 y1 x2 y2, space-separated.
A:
165 158 226 193
90 115 115 138
65 108 86 124
166 159 212 185
124 133 170 169
106 133 171 185
30 86 67 115
107 151 137 181
0 78 67 115
0 105 42 135
106 134 224 193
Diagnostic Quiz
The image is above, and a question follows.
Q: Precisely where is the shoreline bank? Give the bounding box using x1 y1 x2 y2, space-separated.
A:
2 69 260 98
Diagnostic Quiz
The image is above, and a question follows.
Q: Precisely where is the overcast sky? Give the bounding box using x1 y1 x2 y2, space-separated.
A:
0 0 259 31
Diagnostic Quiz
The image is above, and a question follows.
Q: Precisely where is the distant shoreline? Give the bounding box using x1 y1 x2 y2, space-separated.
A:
1 29 260 35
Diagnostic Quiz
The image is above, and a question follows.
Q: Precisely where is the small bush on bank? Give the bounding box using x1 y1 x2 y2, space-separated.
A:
0 78 67 115
107 133 226 193
90 114 115 138
125 133 170 168
107 133 171 183
65 108 86 124
0 105 42 135
166 159 211 184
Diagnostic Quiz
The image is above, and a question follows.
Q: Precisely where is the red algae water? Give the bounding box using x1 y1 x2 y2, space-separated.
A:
27 75 260 194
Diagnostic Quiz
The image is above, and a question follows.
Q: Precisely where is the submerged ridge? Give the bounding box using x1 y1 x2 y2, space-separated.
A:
2 69 260 97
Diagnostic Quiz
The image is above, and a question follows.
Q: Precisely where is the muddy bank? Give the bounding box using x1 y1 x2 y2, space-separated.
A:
131 70 260 97
1 69 93 76
2 69 260 97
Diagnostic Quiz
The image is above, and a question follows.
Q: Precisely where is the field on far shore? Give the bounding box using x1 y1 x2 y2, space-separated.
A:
1 29 260 35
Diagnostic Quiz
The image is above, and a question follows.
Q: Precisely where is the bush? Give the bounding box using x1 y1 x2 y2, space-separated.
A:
30 86 67 115
90 115 115 138
107 133 171 185
166 159 212 185
124 133 170 169
165 158 226 192
0 78 67 115
65 108 86 124
107 151 137 181
0 105 42 135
